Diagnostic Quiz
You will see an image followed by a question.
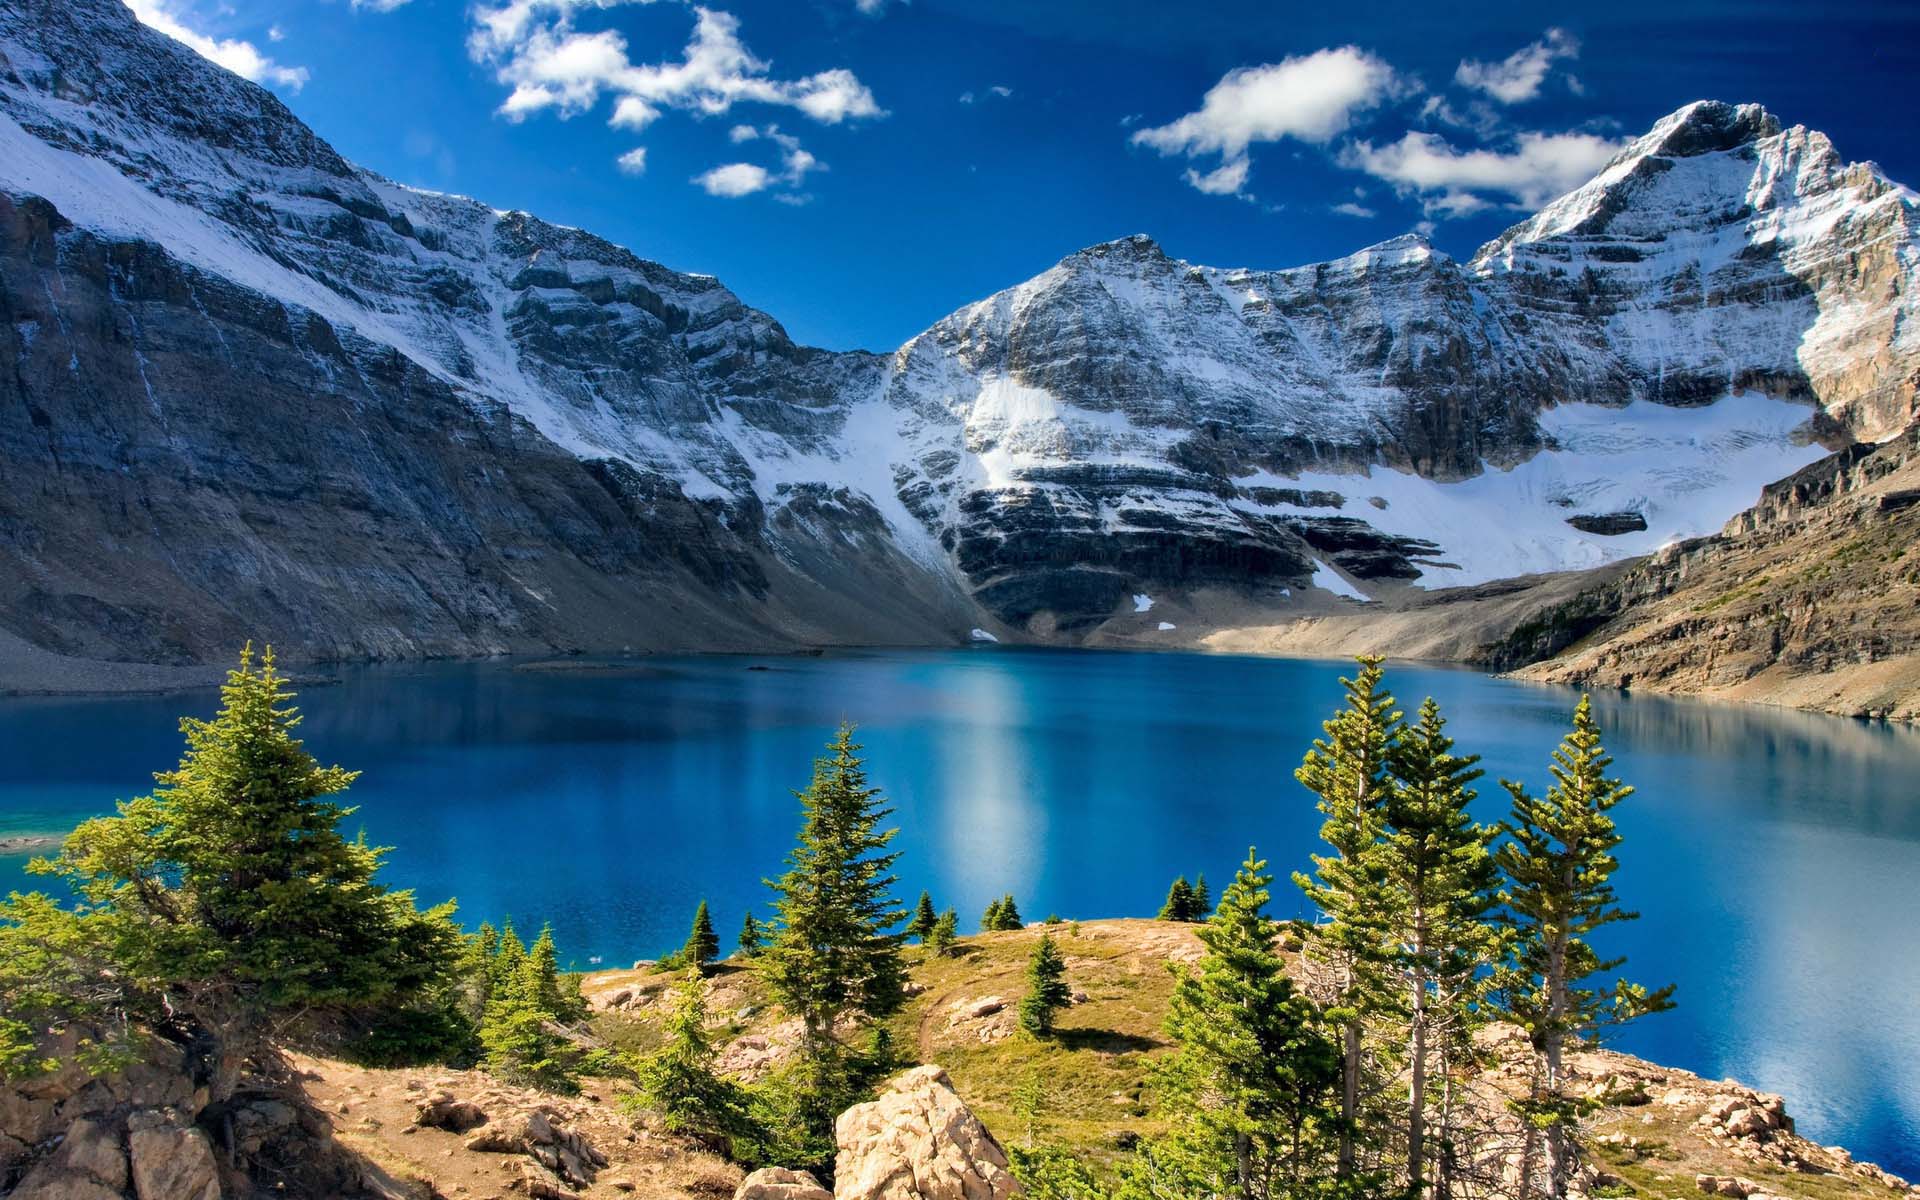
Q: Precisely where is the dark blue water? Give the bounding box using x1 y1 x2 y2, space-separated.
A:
3 649 1916 1173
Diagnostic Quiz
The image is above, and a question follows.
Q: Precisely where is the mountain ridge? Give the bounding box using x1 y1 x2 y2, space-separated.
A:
1 0 1916 704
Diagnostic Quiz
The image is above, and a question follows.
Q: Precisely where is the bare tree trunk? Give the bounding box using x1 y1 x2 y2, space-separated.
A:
1408 966 1430 1196
1339 1011 1361 1176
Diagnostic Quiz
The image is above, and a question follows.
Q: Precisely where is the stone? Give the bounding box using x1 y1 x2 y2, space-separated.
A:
833 1065 1017 1200
126 1111 222 1200
7 1115 131 1200
950 997 1006 1022
417 1092 491 1133
735 1166 832 1200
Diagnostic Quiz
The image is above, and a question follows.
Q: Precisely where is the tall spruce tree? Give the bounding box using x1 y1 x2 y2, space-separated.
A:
908 891 938 942
1130 848 1343 1200
759 724 907 1049
1293 656 1402 1177
682 901 720 973
738 913 764 959
1018 932 1072 1037
1385 698 1500 1195
1494 697 1674 1200
20 646 460 1098
1192 874 1212 921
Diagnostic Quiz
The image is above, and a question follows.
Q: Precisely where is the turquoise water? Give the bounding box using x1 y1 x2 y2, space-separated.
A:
2 648 1916 1174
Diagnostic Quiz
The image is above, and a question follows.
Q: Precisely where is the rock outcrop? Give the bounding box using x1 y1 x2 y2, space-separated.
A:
0 1027 362 1200
832 1066 1018 1200
735 1166 834 1200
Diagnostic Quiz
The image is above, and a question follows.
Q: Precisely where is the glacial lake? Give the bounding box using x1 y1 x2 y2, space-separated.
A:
2 648 1916 1174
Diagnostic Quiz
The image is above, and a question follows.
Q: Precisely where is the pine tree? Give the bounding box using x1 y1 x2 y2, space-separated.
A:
1293 655 1402 1178
491 920 527 994
1494 696 1674 1200
457 922 502 1017
20 646 460 1099
738 913 764 959
682 901 720 973
1158 876 1196 922
1018 932 1072 1037
1192 874 1212 921
759 723 907 1048
981 897 1005 932
1133 848 1343 1200
908 891 938 942
529 923 568 1017
926 909 959 958
632 965 749 1149
481 948 577 1091
1385 698 1500 1195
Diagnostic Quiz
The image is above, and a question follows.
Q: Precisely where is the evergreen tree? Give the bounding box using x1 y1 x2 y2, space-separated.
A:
632 966 750 1150
981 896 1005 932
926 909 959 958
759 723 907 1048
1293 655 1402 1177
1131 848 1344 1200
491 921 527 994
1385 698 1500 1195
683 901 720 973
738 913 764 959
456 922 501 1017
982 893 1023 931
15 647 460 1098
908 891 939 942
1494 697 1673 1200
1192 874 1212 921
529 923 567 1016
1018 932 1072 1037
480 943 577 1091
1157 876 1196 922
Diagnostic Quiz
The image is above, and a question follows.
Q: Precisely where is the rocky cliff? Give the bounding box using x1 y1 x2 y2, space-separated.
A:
2 0 1917 676
1482 425 1920 719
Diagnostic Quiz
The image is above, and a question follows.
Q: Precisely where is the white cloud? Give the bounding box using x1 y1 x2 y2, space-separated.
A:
124 0 309 90
471 3 883 132
706 124 821 196
616 146 648 175
958 84 1010 106
267 24 285 41
1132 47 1399 196
1134 48 1399 156
1342 129 1623 215
1331 201 1376 218
853 0 903 13
1184 156 1249 196
1455 28 1579 105
694 161 772 196
352 0 417 11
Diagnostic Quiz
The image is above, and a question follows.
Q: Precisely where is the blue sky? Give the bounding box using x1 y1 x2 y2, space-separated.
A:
127 0 1919 350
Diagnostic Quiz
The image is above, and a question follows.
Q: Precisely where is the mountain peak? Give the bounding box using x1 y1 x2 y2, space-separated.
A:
1634 100 1783 160
1066 234 1173 268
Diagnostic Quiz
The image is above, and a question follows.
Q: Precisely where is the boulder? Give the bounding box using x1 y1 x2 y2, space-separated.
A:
736 1166 832 1200
7 1116 131 1200
833 1066 1017 1200
126 1109 222 1200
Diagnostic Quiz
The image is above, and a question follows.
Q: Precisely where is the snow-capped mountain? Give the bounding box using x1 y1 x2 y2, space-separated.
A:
1 0 1915 665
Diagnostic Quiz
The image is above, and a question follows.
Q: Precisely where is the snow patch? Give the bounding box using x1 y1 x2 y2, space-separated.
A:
1132 593 1154 612
969 628 999 643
